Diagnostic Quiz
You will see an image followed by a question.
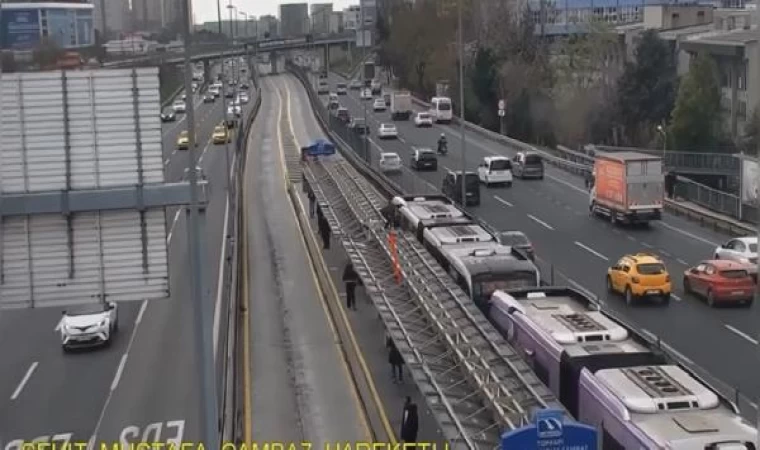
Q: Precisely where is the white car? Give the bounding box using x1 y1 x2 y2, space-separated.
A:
360 88 373 100
379 152 402 173
60 302 119 351
414 112 433 127
714 237 758 267
239 92 250 104
378 123 398 139
227 104 242 118
373 99 387 112
477 156 513 187
172 99 186 113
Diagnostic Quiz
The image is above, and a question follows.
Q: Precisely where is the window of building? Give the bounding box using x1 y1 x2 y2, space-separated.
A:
697 10 705 23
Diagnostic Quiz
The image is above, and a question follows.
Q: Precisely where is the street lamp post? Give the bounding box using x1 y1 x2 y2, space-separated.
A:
360 2 369 162
457 0 467 209
656 124 667 153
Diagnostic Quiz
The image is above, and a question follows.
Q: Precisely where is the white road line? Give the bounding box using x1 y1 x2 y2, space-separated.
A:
626 235 636 241
660 250 671 257
527 214 554 231
398 136 407 144
671 294 682 302
658 221 719 247
135 300 148 325
212 195 231 361
724 324 759 345
110 354 128 391
494 196 513 207
166 209 183 244
642 242 653 248
677 258 689 266
574 241 610 261
10 362 38 400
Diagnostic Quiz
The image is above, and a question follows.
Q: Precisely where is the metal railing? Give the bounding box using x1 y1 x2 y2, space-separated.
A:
591 145 742 176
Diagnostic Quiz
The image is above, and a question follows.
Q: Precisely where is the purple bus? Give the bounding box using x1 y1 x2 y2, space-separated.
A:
489 287 757 449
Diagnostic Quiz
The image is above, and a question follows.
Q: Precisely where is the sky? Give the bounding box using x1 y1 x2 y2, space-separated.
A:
194 0 356 24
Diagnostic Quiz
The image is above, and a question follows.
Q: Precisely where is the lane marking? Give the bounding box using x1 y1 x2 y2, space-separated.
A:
166 209 183 244
626 235 636 242
212 195 231 361
677 258 689 266
725 324 758 345
110 354 128 391
658 221 719 247
574 241 610 261
527 214 554 231
494 196 513 207
671 294 682 302
661 250 671 257
10 362 38 401
642 242 653 249
135 300 148 325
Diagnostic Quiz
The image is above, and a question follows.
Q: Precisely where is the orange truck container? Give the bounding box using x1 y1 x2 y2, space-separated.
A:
590 151 664 225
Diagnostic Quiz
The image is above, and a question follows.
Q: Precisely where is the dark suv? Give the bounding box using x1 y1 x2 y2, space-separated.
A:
411 147 438 171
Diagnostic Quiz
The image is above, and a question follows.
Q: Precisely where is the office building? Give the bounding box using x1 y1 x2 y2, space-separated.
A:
258 14 279 38
92 0 130 37
343 4 360 30
279 3 309 37
131 0 162 33
330 11 344 33
0 0 95 49
311 3 333 34
161 0 190 34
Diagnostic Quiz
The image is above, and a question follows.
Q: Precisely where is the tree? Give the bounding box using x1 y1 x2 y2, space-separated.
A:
468 47 498 128
668 53 723 151
616 30 677 145
33 38 63 70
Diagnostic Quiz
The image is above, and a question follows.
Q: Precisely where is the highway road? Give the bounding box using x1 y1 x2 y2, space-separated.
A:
0 64 253 448
240 74 370 444
318 72 760 416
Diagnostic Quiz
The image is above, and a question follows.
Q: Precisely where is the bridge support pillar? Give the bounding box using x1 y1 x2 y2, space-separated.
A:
203 60 211 84
271 51 278 74
323 45 330 75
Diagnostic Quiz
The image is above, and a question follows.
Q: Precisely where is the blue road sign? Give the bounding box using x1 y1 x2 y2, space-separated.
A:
304 139 336 157
501 408 597 450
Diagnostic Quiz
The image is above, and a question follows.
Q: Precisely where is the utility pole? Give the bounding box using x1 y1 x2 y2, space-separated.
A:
180 0 218 446
360 1 369 162
458 0 467 209
215 0 223 36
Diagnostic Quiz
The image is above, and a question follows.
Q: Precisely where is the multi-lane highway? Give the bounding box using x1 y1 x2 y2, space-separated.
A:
240 74 372 444
0 64 254 448
318 72 760 416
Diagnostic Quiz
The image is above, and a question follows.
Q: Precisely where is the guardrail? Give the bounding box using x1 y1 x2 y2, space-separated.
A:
219 79 262 446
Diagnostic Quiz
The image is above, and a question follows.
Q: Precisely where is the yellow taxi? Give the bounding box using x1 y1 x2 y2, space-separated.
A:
176 130 189 150
212 125 231 145
606 253 671 305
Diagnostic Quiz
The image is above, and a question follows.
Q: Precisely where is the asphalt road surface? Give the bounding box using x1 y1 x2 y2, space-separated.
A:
318 71 760 417
0 65 254 448
241 74 370 444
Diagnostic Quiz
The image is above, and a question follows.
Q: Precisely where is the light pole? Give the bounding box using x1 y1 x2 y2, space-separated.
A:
656 124 667 153
360 1 369 162
180 0 219 445
457 0 467 209
227 3 240 107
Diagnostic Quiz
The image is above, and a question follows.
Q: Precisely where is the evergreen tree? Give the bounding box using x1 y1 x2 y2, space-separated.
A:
668 54 722 151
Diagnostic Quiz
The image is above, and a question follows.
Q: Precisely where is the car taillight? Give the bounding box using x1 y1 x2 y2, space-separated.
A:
665 275 670 282
631 276 640 284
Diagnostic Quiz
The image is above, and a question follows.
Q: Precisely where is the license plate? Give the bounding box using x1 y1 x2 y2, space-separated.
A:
647 290 660 295
732 291 745 295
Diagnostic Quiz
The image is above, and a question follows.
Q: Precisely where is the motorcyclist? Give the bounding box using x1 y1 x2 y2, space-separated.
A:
437 134 447 154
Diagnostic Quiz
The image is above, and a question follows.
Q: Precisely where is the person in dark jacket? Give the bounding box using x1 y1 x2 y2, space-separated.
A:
387 335 404 383
342 262 360 310
307 189 317 218
318 213 330 250
400 397 419 443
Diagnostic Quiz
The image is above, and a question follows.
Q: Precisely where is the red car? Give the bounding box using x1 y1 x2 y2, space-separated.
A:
683 259 755 307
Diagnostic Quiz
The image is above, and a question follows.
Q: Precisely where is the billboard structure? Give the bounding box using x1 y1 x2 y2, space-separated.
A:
741 156 759 206
0 68 206 309
0 9 41 49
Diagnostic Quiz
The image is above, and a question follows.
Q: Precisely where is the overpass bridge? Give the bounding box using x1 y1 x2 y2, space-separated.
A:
105 33 355 69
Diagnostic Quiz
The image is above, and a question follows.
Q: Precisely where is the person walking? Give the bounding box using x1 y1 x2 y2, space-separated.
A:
318 213 331 250
400 397 419 443
342 262 360 310
307 188 317 218
387 335 404 383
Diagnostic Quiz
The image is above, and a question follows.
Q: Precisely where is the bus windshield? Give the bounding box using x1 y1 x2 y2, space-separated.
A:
437 101 452 111
472 271 538 304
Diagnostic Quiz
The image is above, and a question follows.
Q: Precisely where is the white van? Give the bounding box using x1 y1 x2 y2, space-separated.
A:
477 156 513 187
430 96 453 123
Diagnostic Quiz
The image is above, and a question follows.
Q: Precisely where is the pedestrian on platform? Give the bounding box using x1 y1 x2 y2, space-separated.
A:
342 262 360 310
387 335 404 383
318 213 331 250
308 188 317 218
400 397 419 443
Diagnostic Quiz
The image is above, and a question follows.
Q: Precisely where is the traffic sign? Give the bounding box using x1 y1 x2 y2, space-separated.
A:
501 409 597 450
498 99 505 110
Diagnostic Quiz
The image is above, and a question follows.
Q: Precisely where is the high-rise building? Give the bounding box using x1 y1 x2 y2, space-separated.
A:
329 11 343 34
310 3 332 35
1 0 95 50
257 14 279 38
161 0 190 35
343 5 360 30
132 0 162 32
278 3 308 37
93 0 130 38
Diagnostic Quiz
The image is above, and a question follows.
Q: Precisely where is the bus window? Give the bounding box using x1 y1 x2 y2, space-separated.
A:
472 271 538 305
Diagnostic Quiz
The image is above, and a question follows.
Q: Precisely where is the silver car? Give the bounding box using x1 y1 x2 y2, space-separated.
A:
714 237 758 266
60 302 119 351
